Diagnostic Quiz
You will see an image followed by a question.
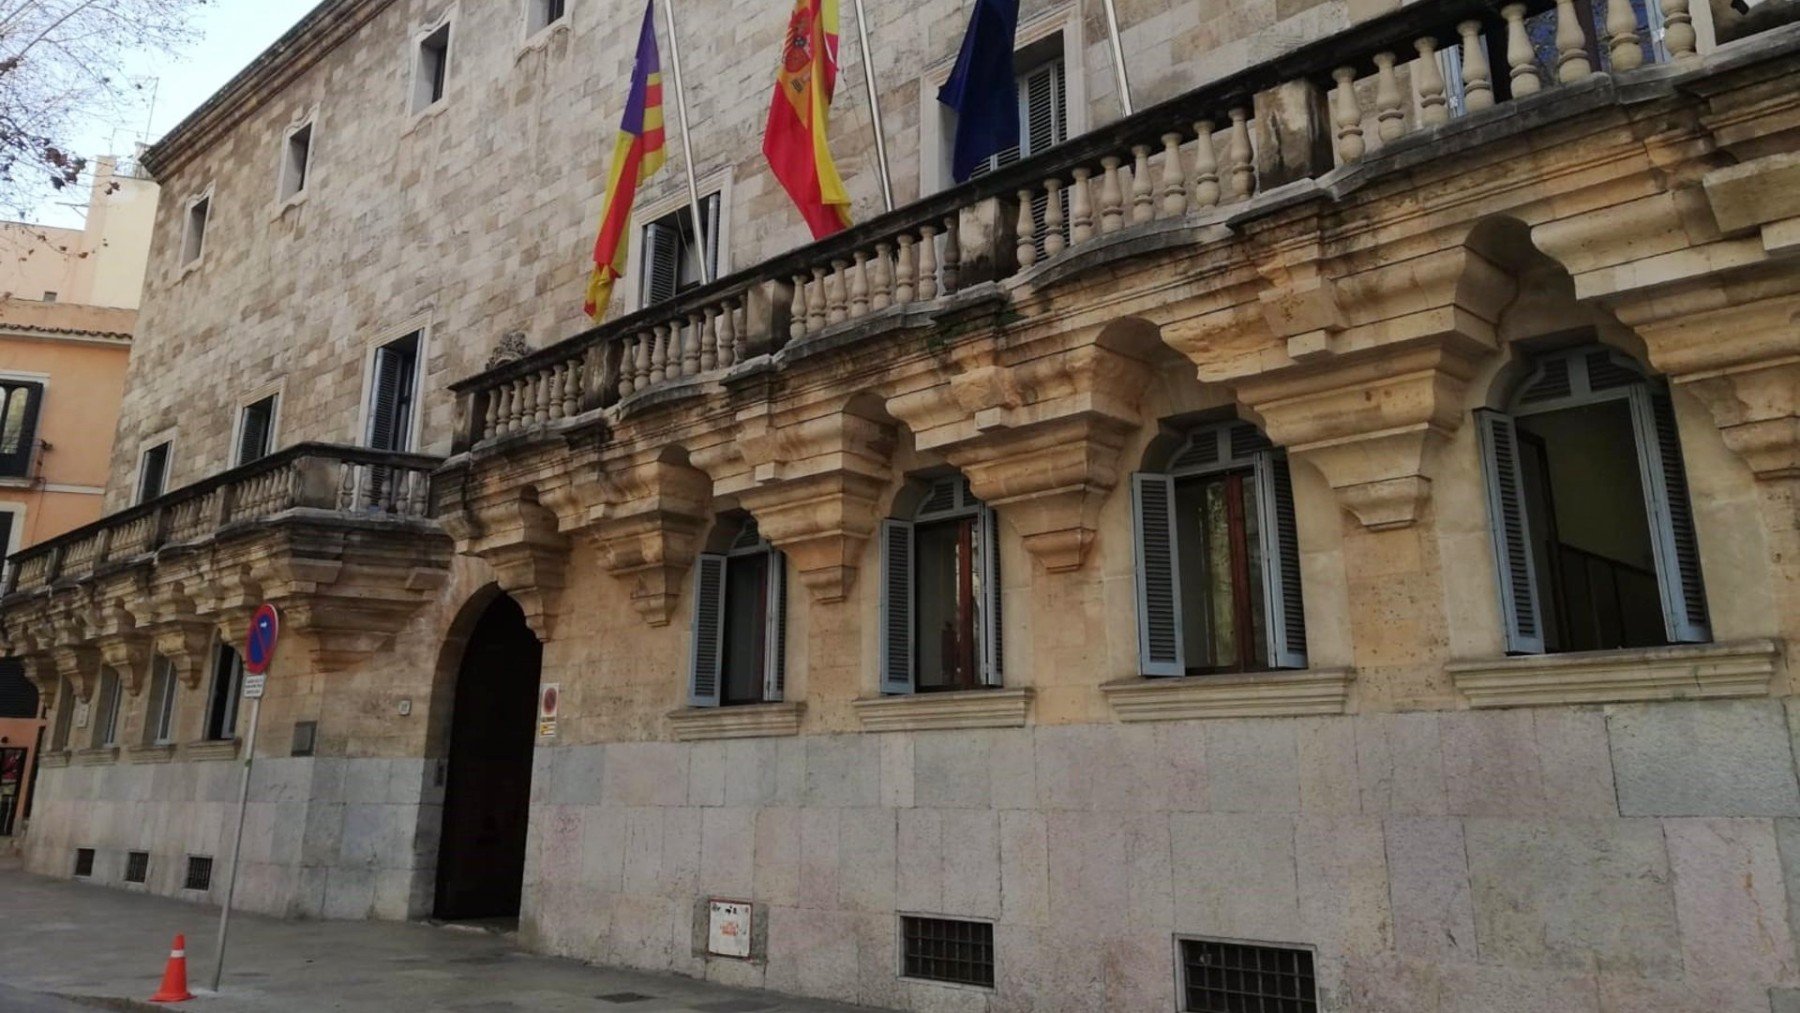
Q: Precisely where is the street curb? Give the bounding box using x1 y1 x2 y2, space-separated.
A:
49 991 166 1011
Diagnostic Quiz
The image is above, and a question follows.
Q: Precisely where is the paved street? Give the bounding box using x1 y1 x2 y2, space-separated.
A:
0 856 876 1012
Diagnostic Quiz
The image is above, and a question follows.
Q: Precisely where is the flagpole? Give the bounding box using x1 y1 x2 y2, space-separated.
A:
1099 0 1135 115
659 0 714 284
849 0 895 212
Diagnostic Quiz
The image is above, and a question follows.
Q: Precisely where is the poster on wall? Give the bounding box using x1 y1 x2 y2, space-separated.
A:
708 899 753 958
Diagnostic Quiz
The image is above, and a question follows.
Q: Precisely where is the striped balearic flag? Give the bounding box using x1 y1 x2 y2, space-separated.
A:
585 0 669 320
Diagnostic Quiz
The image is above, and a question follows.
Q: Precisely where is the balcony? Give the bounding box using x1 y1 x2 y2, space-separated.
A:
0 443 451 700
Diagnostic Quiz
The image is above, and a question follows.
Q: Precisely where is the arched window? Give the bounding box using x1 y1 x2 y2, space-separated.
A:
879 475 1002 694
689 518 788 707
1477 344 1709 655
1130 419 1307 677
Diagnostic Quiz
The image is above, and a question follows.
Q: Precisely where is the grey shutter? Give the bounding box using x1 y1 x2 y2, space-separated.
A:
367 347 404 451
1131 473 1186 676
879 518 916 695
238 402 271 465
763 549 788 702
701 192 723 282
642 220 678 306
1254 451 1308 669
688 553 727 707
1627 386 1711 643
978 504 1003 687
1475 409 1546 655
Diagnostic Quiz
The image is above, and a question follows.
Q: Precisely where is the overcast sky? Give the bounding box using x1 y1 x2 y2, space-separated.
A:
37 0 319 228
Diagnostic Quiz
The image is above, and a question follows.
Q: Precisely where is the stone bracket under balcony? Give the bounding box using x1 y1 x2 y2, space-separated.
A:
580 448 714 628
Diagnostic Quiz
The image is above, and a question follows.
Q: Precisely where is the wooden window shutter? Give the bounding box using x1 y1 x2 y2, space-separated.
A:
978 504 1004 686
237 400 273 465
763 549 789 702
688 553 727 707
1253 451 1309 669
642 220 679 306
879 518 916 694
1131 472 1186 676
367 347 405 451
1475 409 1546 655
1627 386 1711 643
0 382 43 477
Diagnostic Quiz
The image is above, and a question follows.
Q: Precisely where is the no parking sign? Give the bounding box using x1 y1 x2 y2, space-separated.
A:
242 603 279 698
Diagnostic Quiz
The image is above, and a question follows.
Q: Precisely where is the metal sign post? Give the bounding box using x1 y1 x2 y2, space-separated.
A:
211 603 279 993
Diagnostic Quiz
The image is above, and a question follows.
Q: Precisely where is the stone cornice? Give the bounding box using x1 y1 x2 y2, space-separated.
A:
667 702 805 741
852 688 1034 732
140 0 395 181
1101 670 1355 721
1447 640 1782 708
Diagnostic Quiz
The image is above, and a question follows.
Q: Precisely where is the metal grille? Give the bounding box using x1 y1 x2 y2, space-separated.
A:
901 916 994 988
73 848 94 877
1181 939 1317 1013
185 855 213 891
124 851 149 883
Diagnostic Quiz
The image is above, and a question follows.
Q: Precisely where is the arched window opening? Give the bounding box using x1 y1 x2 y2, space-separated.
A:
689 516 789 708
1477 344 1709 655
880 474 1002 694
1131 419 1307 677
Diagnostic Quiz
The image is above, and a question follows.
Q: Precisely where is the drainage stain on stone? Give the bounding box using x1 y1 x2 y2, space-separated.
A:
597 993 656 1004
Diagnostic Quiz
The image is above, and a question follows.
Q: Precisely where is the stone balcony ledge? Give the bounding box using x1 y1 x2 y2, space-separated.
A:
182 739 242 763
126 743 178 764
853 688 1034 733
1101 670 1355 722
1447 639 1783 708
73 746 120 766
667 702 804 741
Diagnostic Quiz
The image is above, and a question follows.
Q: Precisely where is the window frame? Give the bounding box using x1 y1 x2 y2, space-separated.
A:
204 642 244 742
0 504 22 587
91 668 123 748
879 476 1003 695
411 16 454 115
233 388 282 467
524 0 569 39
630 178 730 313
0 377 45 479
688 519 788 708
360 327 426 453
50 677 75 750
146 655 178 746
278 117 316 205
1131 420 1308 678
136 438 174 505
180 187 213 269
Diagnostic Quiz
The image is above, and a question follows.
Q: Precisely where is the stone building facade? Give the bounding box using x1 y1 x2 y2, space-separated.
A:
4 0 1800 1010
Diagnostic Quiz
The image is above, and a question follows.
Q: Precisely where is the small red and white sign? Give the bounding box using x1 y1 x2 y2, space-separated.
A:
537 683 560 738
707 900 753 958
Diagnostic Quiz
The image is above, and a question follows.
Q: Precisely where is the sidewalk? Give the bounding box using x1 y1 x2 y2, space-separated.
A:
0 859 879 1012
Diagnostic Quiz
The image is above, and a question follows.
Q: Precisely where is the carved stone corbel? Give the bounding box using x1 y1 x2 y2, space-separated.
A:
464 490 568 641
583 450 712 627
151 621 217 689
51 644 102 701
96 633 155 695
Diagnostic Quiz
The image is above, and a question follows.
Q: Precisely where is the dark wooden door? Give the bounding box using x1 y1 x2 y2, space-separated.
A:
433 595 542 921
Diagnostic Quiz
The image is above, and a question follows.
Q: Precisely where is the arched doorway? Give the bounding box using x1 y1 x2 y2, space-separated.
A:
434 593 541 922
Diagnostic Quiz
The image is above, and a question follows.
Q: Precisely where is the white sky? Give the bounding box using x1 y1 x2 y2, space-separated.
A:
36 0 320 228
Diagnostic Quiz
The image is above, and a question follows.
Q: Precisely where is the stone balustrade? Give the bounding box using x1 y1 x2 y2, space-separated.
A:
450 0 1720 451
3 443 441 597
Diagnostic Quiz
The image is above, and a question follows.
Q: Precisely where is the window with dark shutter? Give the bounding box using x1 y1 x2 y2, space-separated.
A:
137 442 171 504
689 519 789 707
146 656 178 745
0 381 43 477
968 40 1068 260
366 333 420 452
205 643 243 741
1133 420 1308 677
881 476 1002 694
0 510 14 586
237 395 277 465
640 193 722 307
1478 344 1709 655
689 554 727 707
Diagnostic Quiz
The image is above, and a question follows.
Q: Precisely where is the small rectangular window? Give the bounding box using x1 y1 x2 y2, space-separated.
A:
640 193 721 307
41 291 56 303
281 123 313 201
137 442 171 504
237 395 278 465
291 720 318 757
204 644 243 742
1180 939 1317 1013
901 916 994 988
527 0 567 34
366 333 421 452
183 196 210 265
74 848 95 877
124 851 149 884
414 23 452 112
184 855 213 891
92 670 122 748
0 381 44 478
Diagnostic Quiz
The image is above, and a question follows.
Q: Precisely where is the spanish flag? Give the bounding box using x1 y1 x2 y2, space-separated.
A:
763 0 852 239
585 1 668 320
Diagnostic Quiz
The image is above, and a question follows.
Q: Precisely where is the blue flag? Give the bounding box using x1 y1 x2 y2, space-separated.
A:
937 0 1021 183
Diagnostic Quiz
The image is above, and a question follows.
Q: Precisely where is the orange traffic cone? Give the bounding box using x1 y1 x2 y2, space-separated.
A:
149 933 194 1003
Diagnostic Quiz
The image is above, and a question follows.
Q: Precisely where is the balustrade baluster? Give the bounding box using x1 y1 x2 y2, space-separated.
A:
636 329 654 389
650 324 669 384
353 465 370 511
895 236 917 304
808 266 829 332
1663 0 1696 59
715 305 735 369
534 371 551 425
1415 38 1451 125
1159 134 1189 216
1556 0 1594 81
1070 168 1095 243
700 309 718 371
1226 109 1255 200
483 391 499 441
1043 180 1066 255
1191 123 1220 208
677 315 697 375
1606 0 1644 70
791 274 809 341
917 227 939 300
494 384 512 435
1017 191 1039 268
618 337 637 398
1131 145 1155 223
1373 53 1406 141
1501 6 1542 96
850 252 871 317
826 261 849 324
514 379 531 427
1458 21 1495 111
942 217 961 293
1332 67 1366 163
871 243 894 310
1100 156 1126 233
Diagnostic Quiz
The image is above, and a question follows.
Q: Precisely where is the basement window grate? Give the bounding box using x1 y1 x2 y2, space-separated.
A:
124 851 149 883
73 848 95 877
1181 938 1317 1013
184 855 213 891
901 915 994 988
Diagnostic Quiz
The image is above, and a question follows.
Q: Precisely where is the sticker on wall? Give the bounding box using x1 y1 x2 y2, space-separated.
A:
538 683 559 739
708 899 753 958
